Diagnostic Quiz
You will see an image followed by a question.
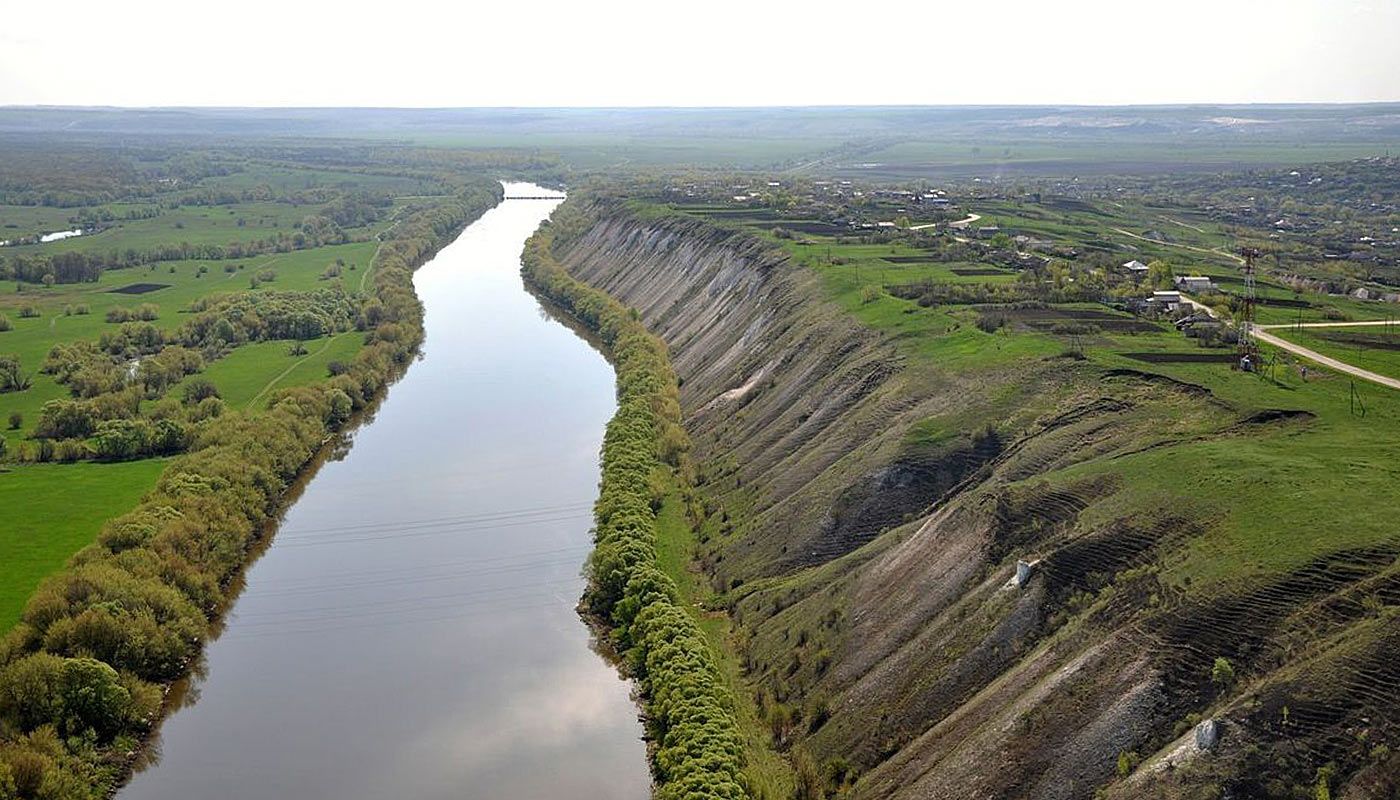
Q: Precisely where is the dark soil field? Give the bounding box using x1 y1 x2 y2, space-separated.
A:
108 282 171 294
951 267 1010 276
1123 351 1238 363
1000 305 1165 333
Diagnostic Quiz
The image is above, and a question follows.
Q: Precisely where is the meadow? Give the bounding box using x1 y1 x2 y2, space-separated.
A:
0 458 168 628
742 200 1400 600
0 239 379 442
0 150 432 660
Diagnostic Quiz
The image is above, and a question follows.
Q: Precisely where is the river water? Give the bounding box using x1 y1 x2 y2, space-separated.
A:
118 184 651 800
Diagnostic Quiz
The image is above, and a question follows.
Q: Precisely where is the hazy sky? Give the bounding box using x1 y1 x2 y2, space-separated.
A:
2 0 1396 107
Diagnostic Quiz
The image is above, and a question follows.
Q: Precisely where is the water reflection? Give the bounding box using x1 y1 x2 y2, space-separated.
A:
117 185 650 800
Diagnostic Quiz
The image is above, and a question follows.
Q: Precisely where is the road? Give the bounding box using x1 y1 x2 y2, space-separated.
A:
1253 326 1400 390
1112 227 1243 264
1260 320 1398 330
910 213 979 232
1181 298 1400 390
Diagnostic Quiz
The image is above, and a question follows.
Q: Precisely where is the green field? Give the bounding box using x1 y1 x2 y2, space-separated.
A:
763 212 1400 596
1 201 369 257
0 160 405 641
1271 326 1400 380
0 458 169 629
174 332 364 411
0 239 378 443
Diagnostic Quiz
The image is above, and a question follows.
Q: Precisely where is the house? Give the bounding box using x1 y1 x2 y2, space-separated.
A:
1175 275 1217 293
977 225 1001 238
1147 290 1184 311
1175 312 1220 331
1122 259 1150 275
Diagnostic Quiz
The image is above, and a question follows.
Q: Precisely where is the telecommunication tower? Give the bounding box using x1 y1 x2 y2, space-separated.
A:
1237 247 1261 370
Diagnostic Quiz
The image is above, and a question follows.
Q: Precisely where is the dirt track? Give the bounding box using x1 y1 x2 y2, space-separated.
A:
1254 322 1400 390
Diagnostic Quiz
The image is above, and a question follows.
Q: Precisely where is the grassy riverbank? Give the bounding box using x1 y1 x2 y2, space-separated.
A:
523 214 773 799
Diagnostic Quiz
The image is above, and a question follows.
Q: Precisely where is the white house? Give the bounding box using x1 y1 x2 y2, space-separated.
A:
1122 259 1150 275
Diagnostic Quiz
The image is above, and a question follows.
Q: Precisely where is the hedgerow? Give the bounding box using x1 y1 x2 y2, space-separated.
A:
522 210 749 800
0 179 503 797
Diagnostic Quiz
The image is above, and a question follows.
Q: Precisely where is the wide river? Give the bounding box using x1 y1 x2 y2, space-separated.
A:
119 184 651 800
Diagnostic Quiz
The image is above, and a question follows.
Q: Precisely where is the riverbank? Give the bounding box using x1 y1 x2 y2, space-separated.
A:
521 214 751 800
0 181 504 797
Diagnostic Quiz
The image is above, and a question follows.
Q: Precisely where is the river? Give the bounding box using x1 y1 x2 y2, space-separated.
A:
118 184 651 800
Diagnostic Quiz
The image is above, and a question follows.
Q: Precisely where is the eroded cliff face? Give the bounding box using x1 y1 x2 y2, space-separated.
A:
550 205 1400 800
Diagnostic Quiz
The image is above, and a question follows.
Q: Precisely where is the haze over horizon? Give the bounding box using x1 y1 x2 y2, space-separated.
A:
3 0 1397 108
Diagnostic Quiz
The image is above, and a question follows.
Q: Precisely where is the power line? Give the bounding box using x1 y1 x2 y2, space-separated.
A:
273 511 594 549
275 500 594 538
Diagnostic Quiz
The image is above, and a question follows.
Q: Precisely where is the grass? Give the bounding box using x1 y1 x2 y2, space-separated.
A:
0 183 391 638
0 458 168 629
655 485 795 799
174 332 363 411
1269 327 1400 379
2 202 318 256
0 204 100 240
757 205 1400 603
0 240 376 444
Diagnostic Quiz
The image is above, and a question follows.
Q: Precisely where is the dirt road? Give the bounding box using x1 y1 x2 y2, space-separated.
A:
1181 299 1400 390
1252 326 1400 390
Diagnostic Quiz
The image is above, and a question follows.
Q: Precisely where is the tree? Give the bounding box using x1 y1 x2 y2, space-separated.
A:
34 399 97 440
58 657 131 738
181 378 220 406
1211 656 1236 689
0 652 64 731
0 354 30 392
1147 260 1176 290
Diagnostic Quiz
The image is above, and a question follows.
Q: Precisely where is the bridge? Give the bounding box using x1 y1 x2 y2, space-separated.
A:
504 195 566 201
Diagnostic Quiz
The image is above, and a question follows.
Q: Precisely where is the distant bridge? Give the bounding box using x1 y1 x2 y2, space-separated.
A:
504 195 566 200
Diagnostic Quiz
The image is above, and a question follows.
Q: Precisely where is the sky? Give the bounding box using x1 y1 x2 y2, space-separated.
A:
1 0 1397 107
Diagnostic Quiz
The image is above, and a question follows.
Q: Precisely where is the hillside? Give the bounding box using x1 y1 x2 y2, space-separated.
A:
543 197 1400 799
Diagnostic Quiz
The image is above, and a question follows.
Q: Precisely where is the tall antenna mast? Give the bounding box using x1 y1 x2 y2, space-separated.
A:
1238 247 1261 370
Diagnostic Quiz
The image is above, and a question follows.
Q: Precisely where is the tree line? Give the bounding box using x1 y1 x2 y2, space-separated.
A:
522 204 749 800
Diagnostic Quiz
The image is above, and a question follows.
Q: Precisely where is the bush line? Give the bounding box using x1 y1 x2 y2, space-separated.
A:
522 212 748 800
0 180 502 799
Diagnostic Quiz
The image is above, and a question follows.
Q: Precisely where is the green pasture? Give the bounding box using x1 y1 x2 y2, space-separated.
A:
0 458 169 629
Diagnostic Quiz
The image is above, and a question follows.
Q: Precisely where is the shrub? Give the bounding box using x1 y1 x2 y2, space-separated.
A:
522 216 746 799
1211 656 1236 689
34 401 98 440
17 306 38 319
0 315 10 332
181 378 220 406
1116 750 1142 777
